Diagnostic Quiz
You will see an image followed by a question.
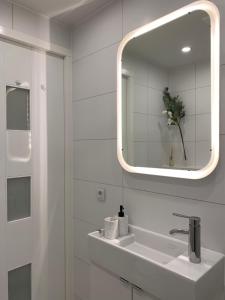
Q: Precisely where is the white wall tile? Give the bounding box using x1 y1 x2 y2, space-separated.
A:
148 64 168 90
73 180 123 226
196 86 211 115
123 135 225 205
122 0 192 35
148 141 168 167
133 142 149 166
133 84 148 113
49 19 71 49
73 140 123 185
196 114 211 141
13 4 50 41
124 187 225 253
71 0 225 296
0 0 12 29
74 218 97 263
149 115 167 142
73 92 117 140
178 89 196 115
74 258 90 300
196 140 211 169
148 115 195 143
169 64 195 92
72 0 122 61
73 43 117 100
180 115 196 142
133 113 148 141
0 3 71 50
74 294 83 300
148 141 195 169
132 57 149 86
149 88 164 115
173 141 195 168
196 61 211 88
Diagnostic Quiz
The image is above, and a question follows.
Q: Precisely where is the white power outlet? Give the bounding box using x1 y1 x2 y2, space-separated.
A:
97 188 105 201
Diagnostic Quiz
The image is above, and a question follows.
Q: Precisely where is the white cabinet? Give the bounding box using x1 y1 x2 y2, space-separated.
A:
90 264 161 300
133 288 160 300
90 264 132 300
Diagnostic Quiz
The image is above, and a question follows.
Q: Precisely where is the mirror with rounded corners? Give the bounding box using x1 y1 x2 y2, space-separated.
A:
117 1 220 179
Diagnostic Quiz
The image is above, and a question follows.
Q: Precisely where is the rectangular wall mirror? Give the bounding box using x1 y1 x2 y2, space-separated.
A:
117 1 220 179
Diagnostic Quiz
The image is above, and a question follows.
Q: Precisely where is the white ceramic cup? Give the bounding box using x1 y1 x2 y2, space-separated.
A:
104 217 119 239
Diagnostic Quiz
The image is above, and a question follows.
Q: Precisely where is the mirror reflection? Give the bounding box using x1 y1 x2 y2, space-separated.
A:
122 10 211 170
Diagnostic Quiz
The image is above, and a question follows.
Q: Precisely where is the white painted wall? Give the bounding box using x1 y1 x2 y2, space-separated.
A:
71 1 225 299
0 0 71 49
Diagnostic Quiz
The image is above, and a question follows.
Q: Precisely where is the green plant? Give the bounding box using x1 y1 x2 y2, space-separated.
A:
162 87 187 161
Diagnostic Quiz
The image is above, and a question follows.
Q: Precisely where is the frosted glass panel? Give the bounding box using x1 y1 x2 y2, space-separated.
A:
7 177 31 221
7 87 30 130
8 264 31 300
7 131 31 162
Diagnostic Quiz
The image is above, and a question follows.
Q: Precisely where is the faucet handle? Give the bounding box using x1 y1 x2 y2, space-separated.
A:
172 213 201 226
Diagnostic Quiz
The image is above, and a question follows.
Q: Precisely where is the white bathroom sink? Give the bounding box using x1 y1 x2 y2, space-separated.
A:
119 226 186 265
88 225 225 300
119 227 187 264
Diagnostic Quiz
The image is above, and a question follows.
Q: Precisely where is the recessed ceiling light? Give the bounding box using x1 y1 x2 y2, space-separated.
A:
181 46 191 53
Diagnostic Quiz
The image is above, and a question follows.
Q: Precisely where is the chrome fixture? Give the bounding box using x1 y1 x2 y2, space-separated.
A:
169 213 201 264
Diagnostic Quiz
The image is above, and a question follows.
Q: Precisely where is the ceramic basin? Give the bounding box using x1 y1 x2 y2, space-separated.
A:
119 226 186 265
88 225 224 300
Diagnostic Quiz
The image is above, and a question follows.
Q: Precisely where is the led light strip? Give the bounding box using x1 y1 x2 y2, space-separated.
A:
117 0 220 179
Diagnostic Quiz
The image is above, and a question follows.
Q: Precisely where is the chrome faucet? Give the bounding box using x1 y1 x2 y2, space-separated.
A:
169 213 201 264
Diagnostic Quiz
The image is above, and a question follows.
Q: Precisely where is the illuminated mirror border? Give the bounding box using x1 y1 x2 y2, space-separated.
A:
117 0 220 179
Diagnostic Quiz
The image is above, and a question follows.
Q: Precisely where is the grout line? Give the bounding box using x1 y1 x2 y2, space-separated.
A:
72 90 116 102
11 3 14 30
72 41 120 63
73 178 225 207
121 0 124 37
74 216 99 228
124 186 225 207
72 134 225 143
72 137 221 142
73 178 123 189
73 138 116 141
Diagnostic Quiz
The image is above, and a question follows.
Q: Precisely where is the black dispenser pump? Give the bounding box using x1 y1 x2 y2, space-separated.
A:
118 205 125 217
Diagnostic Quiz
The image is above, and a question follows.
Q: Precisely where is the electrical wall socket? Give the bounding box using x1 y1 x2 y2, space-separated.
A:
97 188 105 201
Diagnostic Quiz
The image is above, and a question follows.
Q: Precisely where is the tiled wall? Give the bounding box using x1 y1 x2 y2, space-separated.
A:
123 54 169 167
72 1 225 299
123 54 211 169
0 0 71 49
168 61 211 168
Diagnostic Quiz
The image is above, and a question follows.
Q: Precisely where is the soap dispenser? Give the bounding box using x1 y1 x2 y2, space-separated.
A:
118 205 128 237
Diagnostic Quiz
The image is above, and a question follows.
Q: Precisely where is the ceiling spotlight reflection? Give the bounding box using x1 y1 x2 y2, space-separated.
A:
181 46 191 53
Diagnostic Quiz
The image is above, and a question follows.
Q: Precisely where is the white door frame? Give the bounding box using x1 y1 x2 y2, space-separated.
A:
0 25 73 300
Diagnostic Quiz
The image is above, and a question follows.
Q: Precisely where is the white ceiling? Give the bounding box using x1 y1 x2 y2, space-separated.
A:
124 10 211 69
11 0 114 25
55 0 114 26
